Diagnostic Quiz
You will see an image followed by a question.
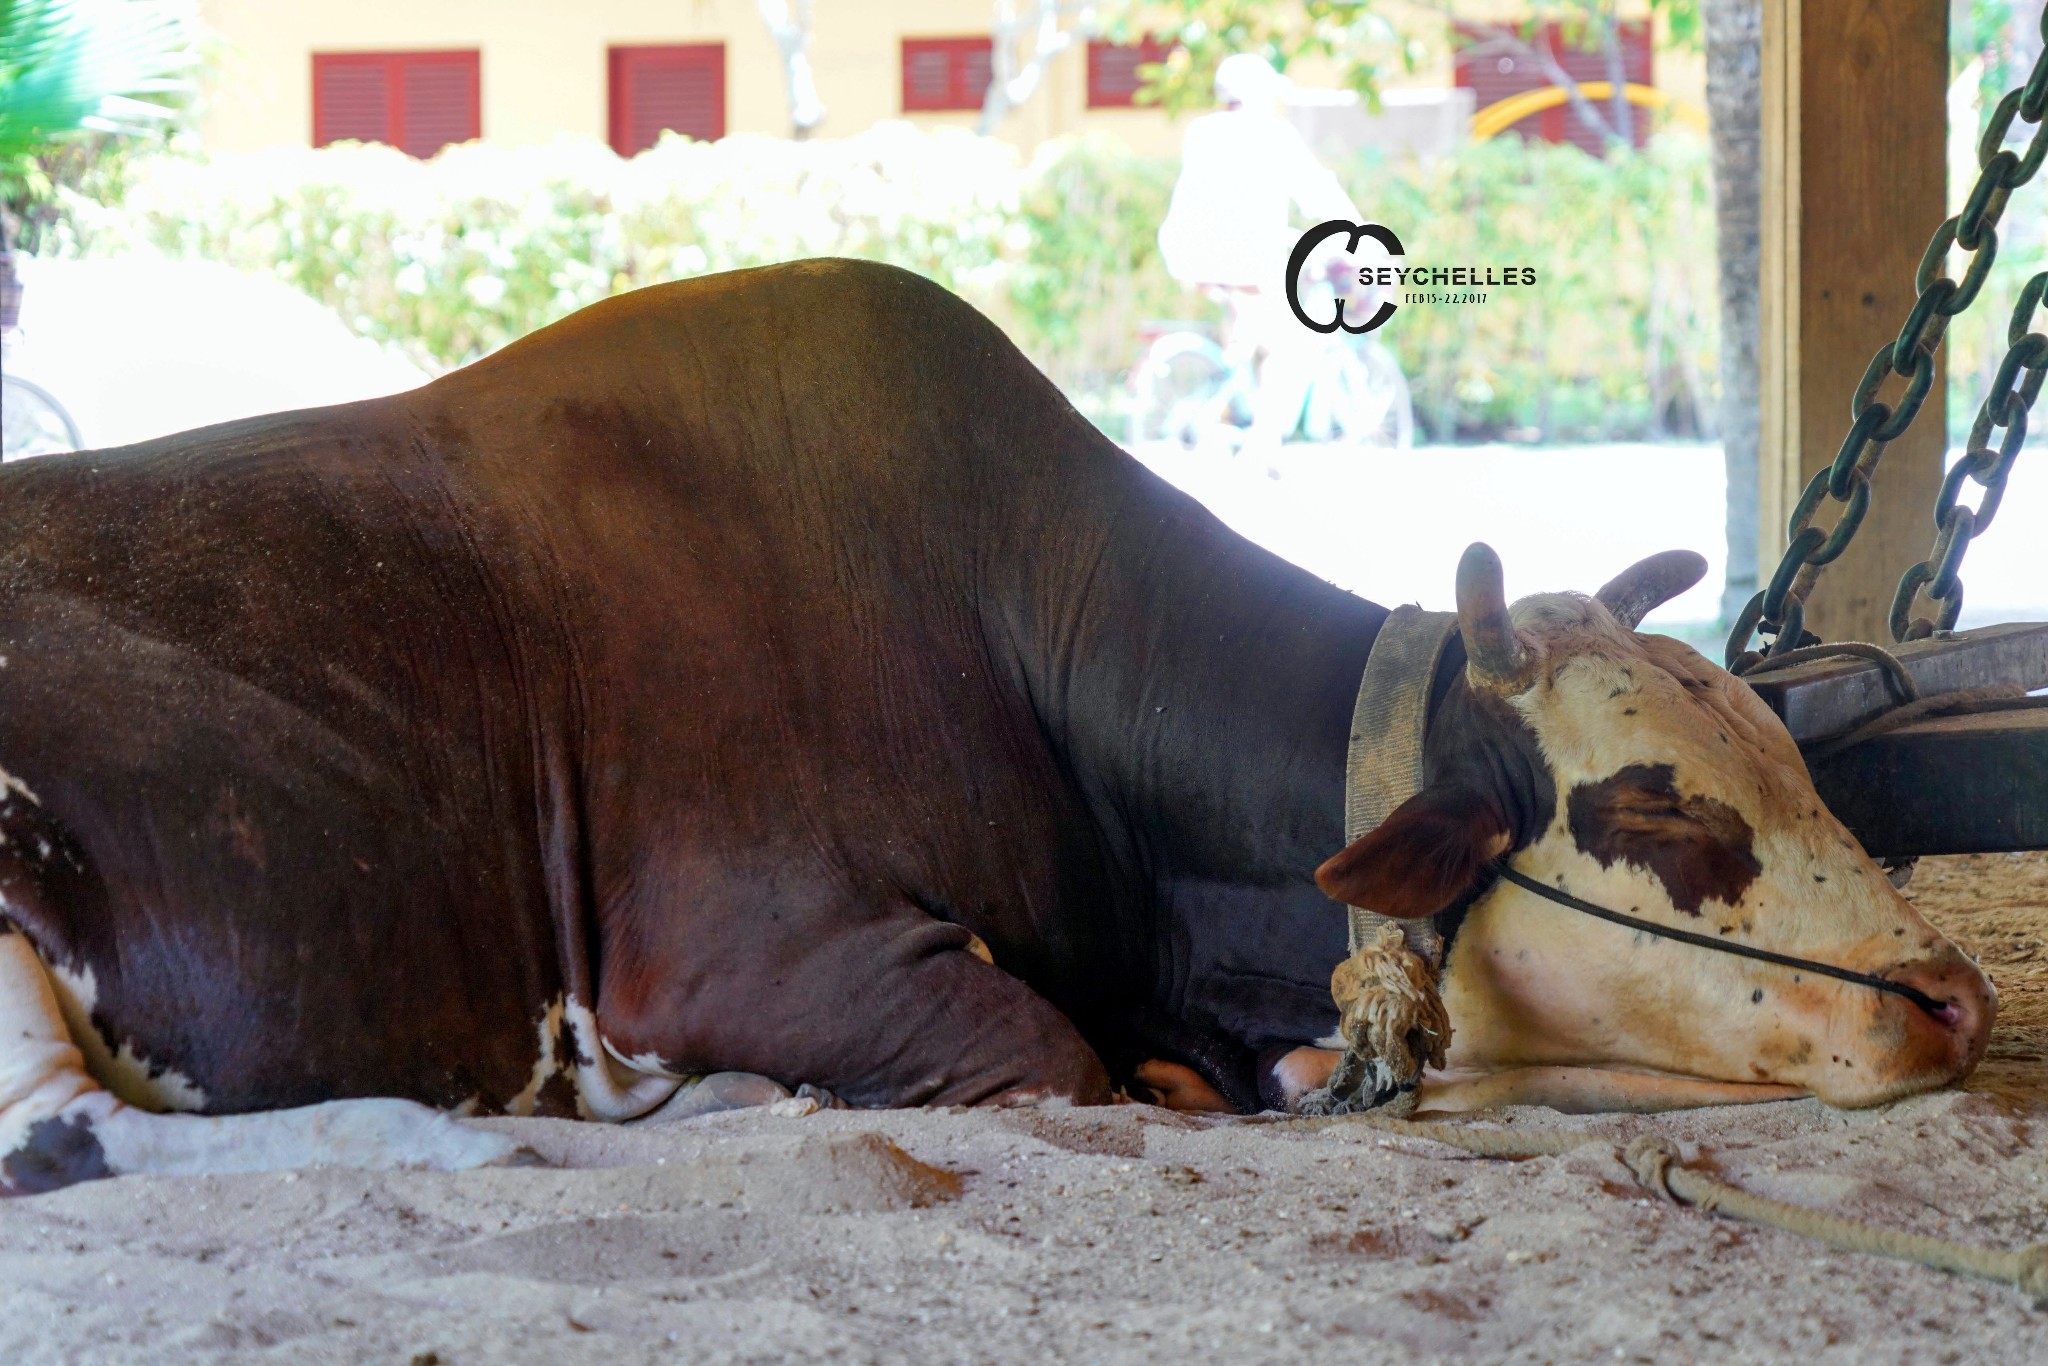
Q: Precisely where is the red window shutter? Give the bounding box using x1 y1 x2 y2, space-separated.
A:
312 55 391 146
1086 37 1172 109
1454 22 1654 153
397 53 480 158
958 44 993 106
313 51 478 157
901 37 993 112
608 44 726 155
1553 22 1652 153
1454 24 1544 122
903 45 955 108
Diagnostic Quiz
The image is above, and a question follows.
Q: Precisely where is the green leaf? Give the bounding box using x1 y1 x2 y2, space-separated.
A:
0 0 197 161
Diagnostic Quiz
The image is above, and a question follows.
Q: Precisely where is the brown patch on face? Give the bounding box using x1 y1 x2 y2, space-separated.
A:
1566 763 1761 915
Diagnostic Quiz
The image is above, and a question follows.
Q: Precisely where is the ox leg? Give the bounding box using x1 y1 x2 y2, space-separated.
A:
607 913 1113 1109
810 940 1115 1108
816 952 1113 1109
0 930 523 1195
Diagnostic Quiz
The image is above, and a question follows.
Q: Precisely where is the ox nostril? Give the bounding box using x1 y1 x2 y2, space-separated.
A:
1915 998 1962 1029
1888 959 1995 1057
1898 980 1974 1033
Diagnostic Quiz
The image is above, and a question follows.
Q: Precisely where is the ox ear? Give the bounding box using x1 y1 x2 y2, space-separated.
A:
1315 785 1512 919
1595 549 1708 630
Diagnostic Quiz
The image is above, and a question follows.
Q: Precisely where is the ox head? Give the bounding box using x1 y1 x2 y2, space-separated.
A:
1314 543 1994 1109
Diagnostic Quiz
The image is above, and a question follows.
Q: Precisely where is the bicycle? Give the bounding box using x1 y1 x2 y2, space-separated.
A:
2 371 83 460
1127 276 1414 452
1 245 84 461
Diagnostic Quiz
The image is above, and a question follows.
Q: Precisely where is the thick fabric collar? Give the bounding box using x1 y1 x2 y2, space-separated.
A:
1342 604 1461 966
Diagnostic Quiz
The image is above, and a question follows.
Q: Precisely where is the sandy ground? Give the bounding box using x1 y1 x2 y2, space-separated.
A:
0 856 2041 1364
15 263 2048 1361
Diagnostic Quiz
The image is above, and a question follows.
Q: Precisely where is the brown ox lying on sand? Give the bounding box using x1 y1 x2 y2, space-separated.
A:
0 260 1993 1193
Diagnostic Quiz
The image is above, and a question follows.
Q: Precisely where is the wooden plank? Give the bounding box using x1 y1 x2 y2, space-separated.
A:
1743 622 2048 743
1759 0 1948 646
1810 709 2048 857
1757 0 1794 584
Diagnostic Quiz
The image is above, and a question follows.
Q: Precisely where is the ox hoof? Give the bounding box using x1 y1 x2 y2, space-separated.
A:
794 1083 848 1110
0 1115 113 1197
640 1072 801 1123
1133 1060 1235 1113
754 1081 850 1117
979 1087 1074 1110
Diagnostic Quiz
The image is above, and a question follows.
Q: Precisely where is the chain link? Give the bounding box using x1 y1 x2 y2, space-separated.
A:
1727 15 2048 671
1889 282 2048 639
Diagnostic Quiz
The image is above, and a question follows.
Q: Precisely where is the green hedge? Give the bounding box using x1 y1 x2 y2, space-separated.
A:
72 127 1020 370
1358 134 1720 442
70 123 1722 442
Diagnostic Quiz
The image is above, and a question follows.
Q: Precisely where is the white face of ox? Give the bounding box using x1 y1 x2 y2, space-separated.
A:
1315 544 1996 1112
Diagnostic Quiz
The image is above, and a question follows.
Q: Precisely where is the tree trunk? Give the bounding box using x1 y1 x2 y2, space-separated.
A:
979 2 1094 136
1705 0 1763 626
1703 0 1769 626
758 0 825 139
1599 11 1635 147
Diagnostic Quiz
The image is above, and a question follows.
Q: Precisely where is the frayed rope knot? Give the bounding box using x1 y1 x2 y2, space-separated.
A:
1623 1134 1681 1202
1296 926 1450 1116
1331 925 1451 1081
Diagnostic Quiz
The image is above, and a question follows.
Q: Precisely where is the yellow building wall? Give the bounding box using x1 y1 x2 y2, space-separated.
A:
192 0 1703 159
194 0 1189 157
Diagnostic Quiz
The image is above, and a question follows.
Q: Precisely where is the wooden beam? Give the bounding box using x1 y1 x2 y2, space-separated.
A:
1810 710 2048 856
1759 0 1949 645
1745 622 2048 743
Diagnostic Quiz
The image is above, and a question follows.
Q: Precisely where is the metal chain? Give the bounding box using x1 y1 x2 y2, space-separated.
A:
1889 273 2048 638
1726 20 2048 672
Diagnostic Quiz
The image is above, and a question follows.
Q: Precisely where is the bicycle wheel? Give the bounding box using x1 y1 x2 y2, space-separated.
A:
2 375 83 460
1128 333 1230 448
1304 337 1415 449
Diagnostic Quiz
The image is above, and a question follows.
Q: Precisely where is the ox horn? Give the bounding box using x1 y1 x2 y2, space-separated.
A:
1455 542 1531 693
1595 549 1709 630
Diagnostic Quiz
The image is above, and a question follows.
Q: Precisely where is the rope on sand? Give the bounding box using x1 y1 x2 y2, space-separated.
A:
1285 1113 2048 1308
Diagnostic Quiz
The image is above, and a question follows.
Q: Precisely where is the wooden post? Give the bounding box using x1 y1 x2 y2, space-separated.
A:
1760 0 1949 645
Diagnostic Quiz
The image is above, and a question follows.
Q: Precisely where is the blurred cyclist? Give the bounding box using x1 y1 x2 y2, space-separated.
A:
1157 53 1375 458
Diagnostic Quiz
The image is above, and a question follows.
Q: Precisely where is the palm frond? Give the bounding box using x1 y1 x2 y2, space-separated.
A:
0 0 198 162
